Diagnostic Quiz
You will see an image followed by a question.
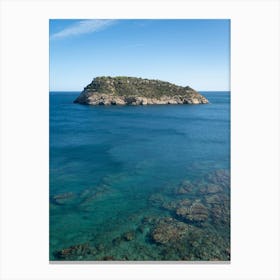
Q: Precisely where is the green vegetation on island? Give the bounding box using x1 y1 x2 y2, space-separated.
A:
74 76 209 105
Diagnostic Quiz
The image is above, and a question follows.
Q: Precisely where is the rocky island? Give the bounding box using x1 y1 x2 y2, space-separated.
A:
74 76 209 105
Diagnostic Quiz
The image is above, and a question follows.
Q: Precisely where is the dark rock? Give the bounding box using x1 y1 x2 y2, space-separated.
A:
96 243 105 252
51 192 76 205
137 225 146 234
141 216 157 225
54 243 93 260
102 255 115 261
79 184 110 205
122 231 135 241
112 236 122 246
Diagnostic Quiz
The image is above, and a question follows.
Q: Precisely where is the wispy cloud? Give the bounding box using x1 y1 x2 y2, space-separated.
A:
50 19 117 40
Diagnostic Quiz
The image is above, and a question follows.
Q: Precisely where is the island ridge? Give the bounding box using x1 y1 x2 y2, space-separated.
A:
74 76 209 105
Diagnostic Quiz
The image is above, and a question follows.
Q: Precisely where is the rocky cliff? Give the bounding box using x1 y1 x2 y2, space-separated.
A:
73 76 209 105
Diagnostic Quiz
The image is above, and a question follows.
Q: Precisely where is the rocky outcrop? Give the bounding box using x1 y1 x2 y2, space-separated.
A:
176 201 209 223
54 243 94 260
199 184 223 195
74 76 209 105
151 217 192 244
174 180 194 195
205 169 230 189
50 192 76 205
122 231 136 241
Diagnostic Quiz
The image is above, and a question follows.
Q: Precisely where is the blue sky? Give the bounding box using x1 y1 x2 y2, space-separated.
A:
49 19 230 91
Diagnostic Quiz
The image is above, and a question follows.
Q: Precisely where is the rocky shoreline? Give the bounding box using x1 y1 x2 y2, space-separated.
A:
73 76 209 105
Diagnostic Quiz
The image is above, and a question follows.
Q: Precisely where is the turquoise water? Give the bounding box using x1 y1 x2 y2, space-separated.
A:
49 91 230 261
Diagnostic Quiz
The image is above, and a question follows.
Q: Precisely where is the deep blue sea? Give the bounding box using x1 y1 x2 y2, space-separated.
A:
49 91 230 261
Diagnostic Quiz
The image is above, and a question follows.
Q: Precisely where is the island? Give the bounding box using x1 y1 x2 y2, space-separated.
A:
73 76 209 105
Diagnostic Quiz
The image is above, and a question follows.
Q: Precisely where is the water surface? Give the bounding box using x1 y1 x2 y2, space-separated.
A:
49 91 230 261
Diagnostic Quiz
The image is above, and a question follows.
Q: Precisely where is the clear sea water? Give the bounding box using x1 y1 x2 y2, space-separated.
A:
49 91 230 261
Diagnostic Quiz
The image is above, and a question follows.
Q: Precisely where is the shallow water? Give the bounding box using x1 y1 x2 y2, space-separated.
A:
49 91 230 261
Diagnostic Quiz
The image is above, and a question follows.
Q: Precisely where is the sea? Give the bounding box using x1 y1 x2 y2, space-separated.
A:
49 91 230 261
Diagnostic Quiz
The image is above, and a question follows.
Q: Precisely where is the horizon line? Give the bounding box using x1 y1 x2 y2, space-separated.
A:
49 90 231 92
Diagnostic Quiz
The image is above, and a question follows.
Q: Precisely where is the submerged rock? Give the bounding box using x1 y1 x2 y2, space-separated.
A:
51 192 76 205
112 236 122 246
199 184 223 194
151 217 192 244
122 231 136 241
159 197 192 212
102 255 115 261
176 200 209 223
209 201 230 227
79 184 110 205
74 76 209 105
205 169 230 189
150 216 230 260
205 194 222 205
54 243 94 260
148 193 165 206
161 200 179 211
174 180 194 195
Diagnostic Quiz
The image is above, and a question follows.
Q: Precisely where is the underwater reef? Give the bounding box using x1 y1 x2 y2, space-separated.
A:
50 169 230 261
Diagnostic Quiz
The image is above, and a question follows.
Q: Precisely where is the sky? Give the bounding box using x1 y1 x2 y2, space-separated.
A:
49 19 230 91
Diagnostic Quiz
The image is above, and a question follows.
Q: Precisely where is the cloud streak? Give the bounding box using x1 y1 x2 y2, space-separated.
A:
51 19 117 40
